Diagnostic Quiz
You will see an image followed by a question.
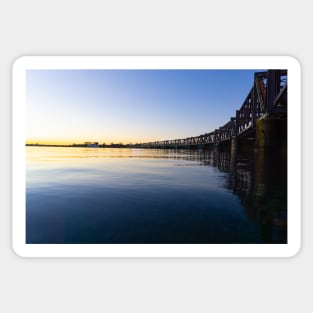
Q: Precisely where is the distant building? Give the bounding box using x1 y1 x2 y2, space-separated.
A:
84 142 99 147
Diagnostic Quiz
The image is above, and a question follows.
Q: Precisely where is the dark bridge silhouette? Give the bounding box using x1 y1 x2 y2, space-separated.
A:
137 70 287 149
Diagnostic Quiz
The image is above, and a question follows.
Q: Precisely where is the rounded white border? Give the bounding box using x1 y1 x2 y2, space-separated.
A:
12 56 301 257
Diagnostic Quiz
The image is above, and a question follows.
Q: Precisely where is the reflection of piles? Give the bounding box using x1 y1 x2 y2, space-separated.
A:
207 151 231 172
232 160 256 221
233 161 252 198
215 152 231 172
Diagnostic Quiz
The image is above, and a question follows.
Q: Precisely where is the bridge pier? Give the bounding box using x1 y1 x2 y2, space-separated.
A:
231 137 237 154
255 115 287 151
230 137 237 171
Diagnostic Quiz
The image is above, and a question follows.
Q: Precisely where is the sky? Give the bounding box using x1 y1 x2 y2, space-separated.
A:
26 69 264 145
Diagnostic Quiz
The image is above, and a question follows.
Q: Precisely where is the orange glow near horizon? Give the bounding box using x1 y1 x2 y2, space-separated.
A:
26 135 159 146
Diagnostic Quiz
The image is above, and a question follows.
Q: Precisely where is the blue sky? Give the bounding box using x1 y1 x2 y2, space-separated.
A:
26 69 263 144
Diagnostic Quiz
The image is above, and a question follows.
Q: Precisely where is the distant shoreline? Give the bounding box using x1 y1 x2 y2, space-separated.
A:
26 143 135 148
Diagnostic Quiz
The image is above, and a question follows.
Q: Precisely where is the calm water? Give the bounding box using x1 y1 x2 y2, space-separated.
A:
26 146 287 244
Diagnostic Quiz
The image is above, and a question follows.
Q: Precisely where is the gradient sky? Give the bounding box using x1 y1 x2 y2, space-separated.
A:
26 69 263 145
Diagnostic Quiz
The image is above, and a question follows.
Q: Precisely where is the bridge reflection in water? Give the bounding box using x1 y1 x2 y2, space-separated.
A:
149 148 287 244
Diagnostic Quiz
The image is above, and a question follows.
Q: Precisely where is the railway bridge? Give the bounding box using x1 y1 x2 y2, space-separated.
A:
136 70 287 152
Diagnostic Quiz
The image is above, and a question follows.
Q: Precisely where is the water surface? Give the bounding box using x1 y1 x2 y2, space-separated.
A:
26 147 287 244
